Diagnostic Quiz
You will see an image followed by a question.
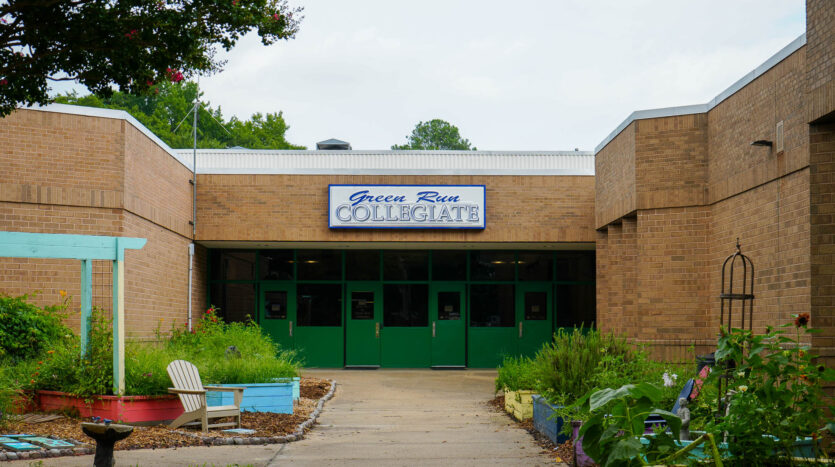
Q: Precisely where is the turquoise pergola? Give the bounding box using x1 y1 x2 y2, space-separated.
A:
0 231 146 395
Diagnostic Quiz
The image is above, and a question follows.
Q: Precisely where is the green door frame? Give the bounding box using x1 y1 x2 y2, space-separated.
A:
345 282 382 367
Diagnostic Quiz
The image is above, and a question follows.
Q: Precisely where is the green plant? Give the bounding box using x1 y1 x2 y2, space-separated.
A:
0 293 73 362
574 382 722 467
703 314 835 462
495 355 540 393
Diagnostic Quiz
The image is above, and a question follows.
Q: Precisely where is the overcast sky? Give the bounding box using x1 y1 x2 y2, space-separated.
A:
57 0 806 151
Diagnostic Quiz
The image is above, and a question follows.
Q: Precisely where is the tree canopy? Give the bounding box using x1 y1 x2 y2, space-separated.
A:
0 0 302 117
55 81 304 149
391 119 475 150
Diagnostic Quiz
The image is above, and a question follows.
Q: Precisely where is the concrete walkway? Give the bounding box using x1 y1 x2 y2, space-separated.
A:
6 369 555 466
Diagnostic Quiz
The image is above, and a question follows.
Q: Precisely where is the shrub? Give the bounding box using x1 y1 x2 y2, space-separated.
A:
0 294 72 362
495 355 540 393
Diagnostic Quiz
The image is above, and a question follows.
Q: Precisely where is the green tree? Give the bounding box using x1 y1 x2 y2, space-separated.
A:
391 119 475 150
0 0 302 117
55 81 304 149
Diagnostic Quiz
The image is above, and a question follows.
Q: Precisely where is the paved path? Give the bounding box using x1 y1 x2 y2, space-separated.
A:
6 369 555 466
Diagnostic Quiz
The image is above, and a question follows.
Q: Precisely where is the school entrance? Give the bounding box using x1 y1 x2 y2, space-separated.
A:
208 248 595 368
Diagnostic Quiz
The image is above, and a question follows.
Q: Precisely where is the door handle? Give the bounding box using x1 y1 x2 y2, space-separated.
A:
289 321 293 337
519 321 523 338
432 321 436 338
375 322 380 338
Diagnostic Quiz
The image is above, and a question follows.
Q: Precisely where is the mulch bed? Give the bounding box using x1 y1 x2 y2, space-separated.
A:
487 395 577 466
1 377 332 453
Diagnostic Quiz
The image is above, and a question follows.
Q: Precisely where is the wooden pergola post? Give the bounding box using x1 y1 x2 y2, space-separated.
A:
0 232 146 395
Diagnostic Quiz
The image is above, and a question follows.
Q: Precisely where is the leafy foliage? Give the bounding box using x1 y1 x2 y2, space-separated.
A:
495 355 540 393
391 119 475 150
0 293 72 362
54 81 304 149
702 317 835 462
0 0 302 116
576 383 683 467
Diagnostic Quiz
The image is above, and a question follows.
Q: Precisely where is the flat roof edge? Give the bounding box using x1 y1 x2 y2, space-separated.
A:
198 168 595 176
22 103 193 171
594 33 806 154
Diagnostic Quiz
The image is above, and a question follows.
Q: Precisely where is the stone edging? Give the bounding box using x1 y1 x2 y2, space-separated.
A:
0 379 337 461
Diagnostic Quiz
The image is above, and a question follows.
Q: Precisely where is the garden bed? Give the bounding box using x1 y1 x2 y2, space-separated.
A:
0 377 333 460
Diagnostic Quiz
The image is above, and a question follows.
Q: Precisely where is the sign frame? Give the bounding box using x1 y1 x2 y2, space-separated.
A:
328 184 487 230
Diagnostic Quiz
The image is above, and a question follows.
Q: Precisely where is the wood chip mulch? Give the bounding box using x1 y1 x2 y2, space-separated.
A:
1 377 332 453
487 395 576 466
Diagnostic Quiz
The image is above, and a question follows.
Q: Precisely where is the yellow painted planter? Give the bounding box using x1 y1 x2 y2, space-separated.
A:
503 389 536 421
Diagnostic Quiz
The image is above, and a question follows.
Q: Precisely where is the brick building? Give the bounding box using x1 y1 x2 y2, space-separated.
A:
0 0 833 368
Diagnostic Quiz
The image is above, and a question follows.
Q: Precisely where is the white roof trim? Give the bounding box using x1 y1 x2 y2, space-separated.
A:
24 103 193 170
595 33 807 154
175 149 595 176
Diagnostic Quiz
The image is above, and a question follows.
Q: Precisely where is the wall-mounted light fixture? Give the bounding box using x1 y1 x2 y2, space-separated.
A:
750 140 773 147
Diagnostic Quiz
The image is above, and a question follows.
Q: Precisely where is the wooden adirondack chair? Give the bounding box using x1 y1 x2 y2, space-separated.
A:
166 360 245 432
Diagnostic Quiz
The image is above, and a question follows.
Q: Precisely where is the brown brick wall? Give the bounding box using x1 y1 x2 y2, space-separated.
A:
0 109 196 340
806 0 835 123
810 122 835 368
197 174 596 243
595 124 636 228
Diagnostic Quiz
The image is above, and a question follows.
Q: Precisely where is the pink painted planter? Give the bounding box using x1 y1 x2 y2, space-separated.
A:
36 390 184 424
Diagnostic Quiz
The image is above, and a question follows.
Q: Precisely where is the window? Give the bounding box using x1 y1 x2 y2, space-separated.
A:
432 251 467 281
260 250 294 280
210 251 255 281
555 251 595 281
297 250 342 280
470 284 514 327
297 284 342 326
437 292 461 320
383 251 428 281
556 283 596 328
470 251 515 281
518 252 553 281
210 282 256 323
346 250 380 281
351 291 376 320
524 291 548 320
384 284 428 326
263 290 287 320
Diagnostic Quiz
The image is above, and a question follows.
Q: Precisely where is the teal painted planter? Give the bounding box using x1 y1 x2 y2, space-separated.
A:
206 382 293 414
273 377 300 401
640 432 817 461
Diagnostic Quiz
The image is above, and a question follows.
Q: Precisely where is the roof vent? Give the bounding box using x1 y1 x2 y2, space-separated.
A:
316 138 352 150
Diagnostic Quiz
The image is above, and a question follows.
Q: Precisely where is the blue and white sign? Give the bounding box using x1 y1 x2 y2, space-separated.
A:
329 184 486 229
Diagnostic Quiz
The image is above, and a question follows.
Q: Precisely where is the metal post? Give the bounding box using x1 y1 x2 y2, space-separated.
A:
80 259 92 356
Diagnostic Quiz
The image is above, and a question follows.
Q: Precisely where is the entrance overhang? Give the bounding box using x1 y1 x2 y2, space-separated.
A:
197 241 595 251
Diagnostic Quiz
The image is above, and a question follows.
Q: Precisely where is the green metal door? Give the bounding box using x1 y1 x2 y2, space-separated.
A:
345 282 381 367
430 283 466 367
294 283 344 367
517 283 553 357
260 283 295 352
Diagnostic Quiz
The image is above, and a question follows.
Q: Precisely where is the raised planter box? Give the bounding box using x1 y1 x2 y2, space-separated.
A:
206 382 293 414
273 377 300 401
531 395 568 444
36 390 183 424
504 389 536 421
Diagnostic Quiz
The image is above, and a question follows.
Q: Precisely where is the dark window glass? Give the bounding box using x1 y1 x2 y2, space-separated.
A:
383 251 428 281
470 251 515 281
297 284 342 326
264 291 288 319
351 291 376 320
518 252 553 281
384 284 428 327
524 292 548 320
470 284 514 327
345 251 380 281
297 250 342 280
555 251 596 281
556 283 596 328
432 251 467 281
437 292 461 320
260 250 294 280
210 282 256 323
210 250 255 281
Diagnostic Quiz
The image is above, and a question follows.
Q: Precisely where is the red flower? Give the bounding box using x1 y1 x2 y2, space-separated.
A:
794 313 810 328
0 79 7 86
273 13 281 20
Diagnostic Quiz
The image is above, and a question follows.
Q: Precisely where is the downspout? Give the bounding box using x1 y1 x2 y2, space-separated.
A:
187 98 198 332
